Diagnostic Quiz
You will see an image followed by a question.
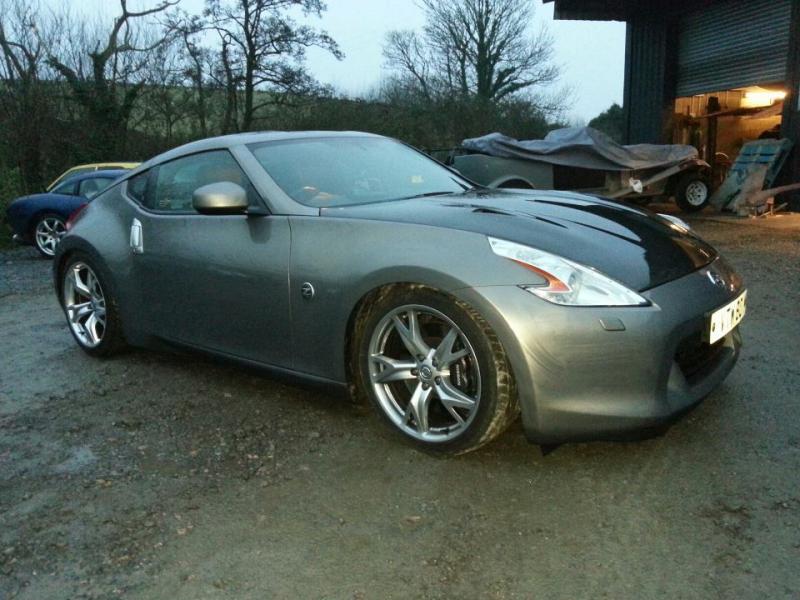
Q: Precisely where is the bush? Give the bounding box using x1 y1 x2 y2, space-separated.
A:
0 167 25 248
589 103 625 143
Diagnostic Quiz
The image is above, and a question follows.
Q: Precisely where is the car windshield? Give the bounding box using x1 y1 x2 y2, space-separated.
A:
248 137 472 207
83 177 115 199
52 180 78 195
49 167 94 190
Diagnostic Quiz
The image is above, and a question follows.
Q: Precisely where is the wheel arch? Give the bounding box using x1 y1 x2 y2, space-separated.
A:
53 206 145 346
343 282 446 402
342 280 525 452
664 165 711 196
53 238 114 304
27 205 75 237
489 176 536 190
672 170 712 212
340 279 527 410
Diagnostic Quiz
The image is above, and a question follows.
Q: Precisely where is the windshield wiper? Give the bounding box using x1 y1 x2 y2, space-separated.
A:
393 191 460 201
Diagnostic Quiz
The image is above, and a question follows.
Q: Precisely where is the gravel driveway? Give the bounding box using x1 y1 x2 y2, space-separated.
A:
1 217 799 599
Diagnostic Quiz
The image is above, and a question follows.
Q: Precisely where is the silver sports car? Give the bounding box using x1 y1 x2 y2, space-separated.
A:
53 132 746 454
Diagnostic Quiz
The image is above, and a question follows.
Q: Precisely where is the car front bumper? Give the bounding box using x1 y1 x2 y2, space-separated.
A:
457 257 744 444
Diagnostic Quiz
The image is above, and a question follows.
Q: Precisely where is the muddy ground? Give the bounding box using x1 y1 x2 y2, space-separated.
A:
1 215 799 599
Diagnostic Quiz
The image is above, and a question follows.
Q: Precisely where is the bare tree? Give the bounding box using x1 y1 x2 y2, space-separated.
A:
0 0 56 189
46 0 179 157
164 11 222 138
179 26 212 138
204 0 342 131
215 32 242 133
385 0 559 104
139 39 196 145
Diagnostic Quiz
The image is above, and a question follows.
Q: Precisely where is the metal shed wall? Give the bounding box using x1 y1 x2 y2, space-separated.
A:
623 20 676 144
677 0 792 96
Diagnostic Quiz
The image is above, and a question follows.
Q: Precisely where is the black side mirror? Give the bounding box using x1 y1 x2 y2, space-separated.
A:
192 181 249 215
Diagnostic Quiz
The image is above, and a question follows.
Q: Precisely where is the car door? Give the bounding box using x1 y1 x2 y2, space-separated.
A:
125 149 292 368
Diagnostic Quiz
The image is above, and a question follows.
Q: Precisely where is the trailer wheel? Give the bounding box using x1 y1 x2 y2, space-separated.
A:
674 174 710 212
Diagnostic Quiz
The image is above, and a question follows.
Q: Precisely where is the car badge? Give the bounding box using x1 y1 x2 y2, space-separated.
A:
706 270 726 288
300 282 315 300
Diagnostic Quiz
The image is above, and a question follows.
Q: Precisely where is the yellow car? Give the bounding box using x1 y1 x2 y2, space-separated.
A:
46 162 140 191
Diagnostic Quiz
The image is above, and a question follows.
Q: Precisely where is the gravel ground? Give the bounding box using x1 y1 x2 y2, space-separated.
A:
1 216 799 599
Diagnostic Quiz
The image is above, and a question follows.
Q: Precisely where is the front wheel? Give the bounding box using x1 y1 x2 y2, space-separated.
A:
354 288 518 455
674 174 710 212
33 213 66 258
61 253 127 357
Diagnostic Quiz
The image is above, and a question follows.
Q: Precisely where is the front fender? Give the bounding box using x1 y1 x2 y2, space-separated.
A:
287 216 538 381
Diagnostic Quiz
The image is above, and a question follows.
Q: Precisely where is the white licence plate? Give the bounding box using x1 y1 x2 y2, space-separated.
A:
708 291 747 344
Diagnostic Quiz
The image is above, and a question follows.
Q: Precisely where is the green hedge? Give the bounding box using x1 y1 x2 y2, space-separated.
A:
0 167 25 248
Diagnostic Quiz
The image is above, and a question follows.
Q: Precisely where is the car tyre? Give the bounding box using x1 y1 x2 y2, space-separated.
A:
33 213 67 258
354 287 518 455
60 252 127 357
674 174 710 213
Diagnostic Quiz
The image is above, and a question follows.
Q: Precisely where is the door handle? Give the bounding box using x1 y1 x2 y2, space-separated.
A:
130 218 144 254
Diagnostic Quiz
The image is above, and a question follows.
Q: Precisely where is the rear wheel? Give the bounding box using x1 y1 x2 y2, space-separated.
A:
674 174 710 212
354 287 518 455
33 213 66 258
61 254 127 357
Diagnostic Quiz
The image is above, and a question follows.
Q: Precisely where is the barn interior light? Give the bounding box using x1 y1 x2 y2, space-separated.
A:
742 89 787 108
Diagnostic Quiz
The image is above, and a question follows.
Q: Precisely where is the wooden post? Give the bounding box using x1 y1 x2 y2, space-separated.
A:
780 0 800 209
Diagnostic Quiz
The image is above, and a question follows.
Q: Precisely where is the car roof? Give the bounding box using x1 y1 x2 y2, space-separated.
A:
134 131 385 173
60 169 129 183
66 162 140 170
69 169 128 181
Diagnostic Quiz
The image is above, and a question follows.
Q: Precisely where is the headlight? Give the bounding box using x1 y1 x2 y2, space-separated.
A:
488 237 650 307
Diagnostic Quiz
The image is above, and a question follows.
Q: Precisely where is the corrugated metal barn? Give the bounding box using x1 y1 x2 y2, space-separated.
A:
545 0 800 206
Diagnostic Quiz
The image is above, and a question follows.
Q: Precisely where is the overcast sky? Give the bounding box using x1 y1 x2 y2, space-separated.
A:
63 0 626 123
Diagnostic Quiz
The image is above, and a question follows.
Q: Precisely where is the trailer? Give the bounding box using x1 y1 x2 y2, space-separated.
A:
448 127 713 212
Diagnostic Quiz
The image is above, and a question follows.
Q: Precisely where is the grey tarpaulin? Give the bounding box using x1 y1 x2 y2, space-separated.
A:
461 127 698 172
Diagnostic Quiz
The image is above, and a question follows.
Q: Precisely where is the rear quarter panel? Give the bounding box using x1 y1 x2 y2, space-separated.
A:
453 155 554 189
55 184 145 343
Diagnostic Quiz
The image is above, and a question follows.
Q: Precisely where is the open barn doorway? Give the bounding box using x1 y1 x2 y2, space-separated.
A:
673 86 786 189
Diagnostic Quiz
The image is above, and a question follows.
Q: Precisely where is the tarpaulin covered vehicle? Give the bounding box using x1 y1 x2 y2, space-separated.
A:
449 127 712 212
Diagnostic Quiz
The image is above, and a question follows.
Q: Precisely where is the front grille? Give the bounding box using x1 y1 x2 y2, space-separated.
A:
674 330 727 385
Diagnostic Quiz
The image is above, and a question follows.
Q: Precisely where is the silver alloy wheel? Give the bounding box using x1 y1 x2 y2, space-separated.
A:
63 262 106 348
35 216 66 256
368 304 481 442
685 180 709 207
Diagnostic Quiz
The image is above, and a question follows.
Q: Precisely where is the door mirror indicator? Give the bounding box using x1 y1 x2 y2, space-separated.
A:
192 182 249 215
246 205 270 217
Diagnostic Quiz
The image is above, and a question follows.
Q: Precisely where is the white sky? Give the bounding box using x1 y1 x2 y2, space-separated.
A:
56 0 627 122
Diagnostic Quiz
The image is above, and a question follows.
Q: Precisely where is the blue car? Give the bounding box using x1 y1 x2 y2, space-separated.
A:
5 170 126 257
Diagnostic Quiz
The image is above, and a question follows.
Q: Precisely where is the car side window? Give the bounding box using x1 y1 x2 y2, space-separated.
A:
127 171 150 204
145 150 259 213
52 180 79 195
80 178 113 198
